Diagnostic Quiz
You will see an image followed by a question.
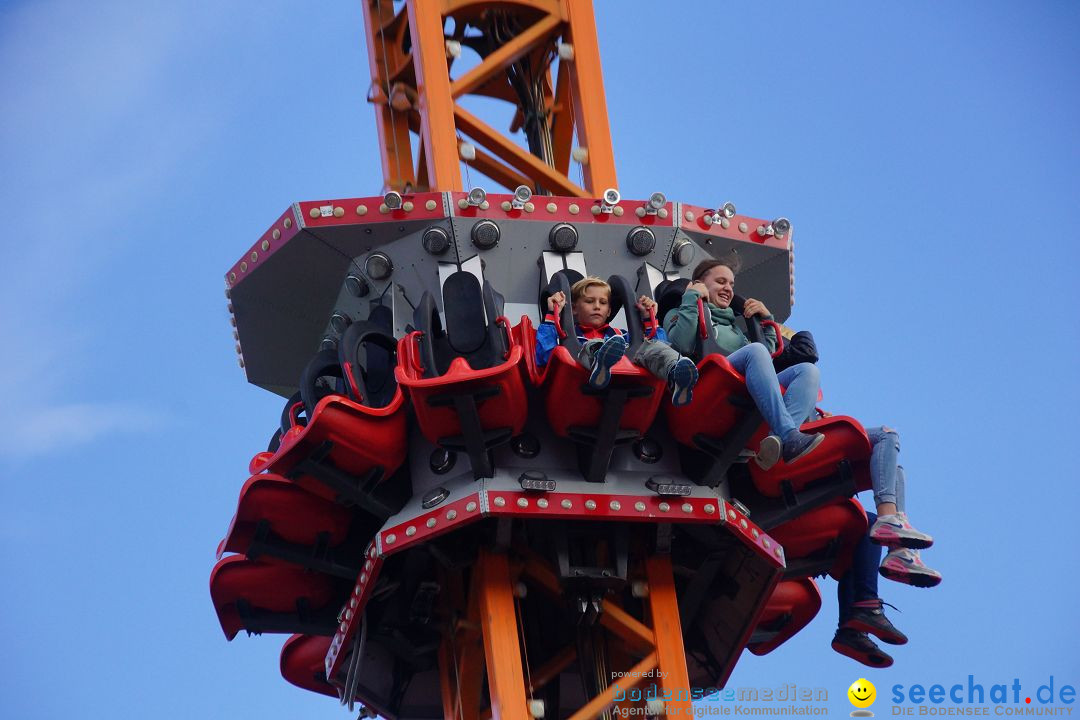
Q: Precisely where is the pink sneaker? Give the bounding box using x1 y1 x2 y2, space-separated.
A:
879 548 942 588
869 513 933 549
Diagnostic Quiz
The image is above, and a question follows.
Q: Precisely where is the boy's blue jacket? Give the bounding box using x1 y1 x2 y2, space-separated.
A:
535 313 668 366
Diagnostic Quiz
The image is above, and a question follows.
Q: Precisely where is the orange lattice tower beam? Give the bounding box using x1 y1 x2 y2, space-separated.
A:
361 0 617 195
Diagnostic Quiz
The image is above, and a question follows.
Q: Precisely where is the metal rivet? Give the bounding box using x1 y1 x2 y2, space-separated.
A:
340 622 347 632
568 203 580 215
405 526 416 537
704 504 716 514
523 202 535 212
446 510 458 520
345 609 352 621
561 499 572 509
613 206 624 217
494 497 506 507
775 547 783 557
360 573 368 583
333 206 344 218
635 207 646 218
309 208 320 218
229 272 236 282
501 201 512 211
250 251 258 262
261 240 270 251
610 500 621 511
272 229 280 241
426 517 436 528
517 497 529 508
684 211 695 222
681 503 693 513
385 534 396 545
379 203 390 214
364 560 372 571
349 597 357 608
590 205 601 215
720 217 730 228
763 539 771 549
585 500 597 510
283 218 292 228
752 528 760 538
635 502 646 512
728 510 737 520
537 498 549 509
457 199 469 210
740 519 748 529
658 208 669 219
356 204 368 215
480 200 490 210
354 584 362 595
403 201 414 212
369 546 376 558
425 199 437 211
546 202 557 213
738 222 748 233
240 262 247 272
466 502 477 512
659 502 670 512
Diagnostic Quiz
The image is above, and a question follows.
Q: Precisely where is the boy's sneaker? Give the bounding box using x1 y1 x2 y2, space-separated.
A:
588 335 627 390
668 357 699 407
831 628 894 668
841 599 908 645
870 513 934 549
754 435 782 470
879 548 942 588
781 431 825 465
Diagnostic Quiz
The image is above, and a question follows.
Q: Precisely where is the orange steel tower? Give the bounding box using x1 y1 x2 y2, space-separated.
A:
361 0 617 195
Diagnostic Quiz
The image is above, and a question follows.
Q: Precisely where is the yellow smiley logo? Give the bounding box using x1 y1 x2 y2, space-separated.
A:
848 678 876 708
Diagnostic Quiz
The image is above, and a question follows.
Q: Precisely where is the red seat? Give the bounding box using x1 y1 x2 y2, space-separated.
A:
216 474 361 578
769 498 868 580
748 415 872 498
396 328 527 476
209 556 342 640
280 634 337 698
665 353 756 447
520 315 665 440
250 392 407 504
746 578 822 656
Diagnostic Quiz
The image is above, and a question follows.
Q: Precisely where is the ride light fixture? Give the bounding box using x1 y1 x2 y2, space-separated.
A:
707 202 737 225
422 226 451 255
548 222 579 252
383 191 403 211
471 219 500 249
330 313 351 333
626 226 656 256
599 187 620 213
772 217 791 238
512 184 532 209
365 252 393 280
467 186 487 207
345 274 369 297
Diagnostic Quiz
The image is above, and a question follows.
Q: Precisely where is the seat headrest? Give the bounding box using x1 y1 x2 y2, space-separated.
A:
656 277 691 326
538 269 585 316
443 271 487 354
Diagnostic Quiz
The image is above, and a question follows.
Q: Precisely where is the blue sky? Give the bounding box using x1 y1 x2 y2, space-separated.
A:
1 1 1078 718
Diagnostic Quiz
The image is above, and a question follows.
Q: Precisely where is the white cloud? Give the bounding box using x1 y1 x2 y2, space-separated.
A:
0 401 169 458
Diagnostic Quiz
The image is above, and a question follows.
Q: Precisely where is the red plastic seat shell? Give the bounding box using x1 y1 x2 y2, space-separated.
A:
517 316 665 438
250 392 407 501
769 498 868 580
395 330 528 447
748 415 873 497
747 578 822 656
280 634 337 698
217 474 353 559
665 353 757 446
209 556 339 640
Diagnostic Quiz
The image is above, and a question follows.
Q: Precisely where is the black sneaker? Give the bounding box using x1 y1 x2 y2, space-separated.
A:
831 628 894 668
841 599 908 645
781 431 825 464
